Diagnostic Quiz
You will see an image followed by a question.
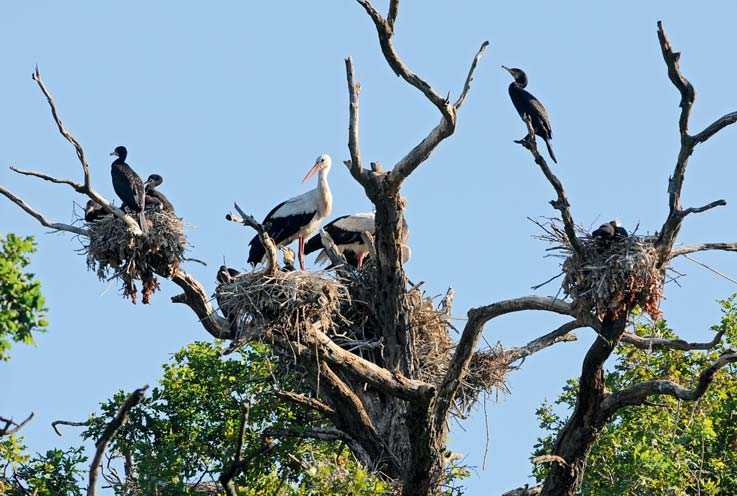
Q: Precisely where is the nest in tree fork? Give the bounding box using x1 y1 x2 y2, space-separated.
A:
548 226 665 320
216 264 511 419
83 210 187 304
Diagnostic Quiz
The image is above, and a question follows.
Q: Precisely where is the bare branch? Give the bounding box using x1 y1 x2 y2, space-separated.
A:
264 426 349 442
170 270 230 339
344 57 369 187
226 204 277 275
601 350 737 416
453 41 490 109
0 412 34 436
517 118 584 258
11 165 84 191
88 385 148 496
504 321 582 364
669 242 737 259
52 419 89 436
693 111 737 144
32 66 91 186
319 228 348 268
273 390 335 416
355 0 452 121
387 0 399 31
0 186 90 237
678 199 726 217
434 296 576 430
622 327 726 351
657 21 695 135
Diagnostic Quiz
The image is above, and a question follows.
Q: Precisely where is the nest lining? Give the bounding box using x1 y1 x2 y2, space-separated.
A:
83 210 187 304
540 223 664 320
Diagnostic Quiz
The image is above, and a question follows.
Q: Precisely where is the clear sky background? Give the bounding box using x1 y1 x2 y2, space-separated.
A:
2 1 737 494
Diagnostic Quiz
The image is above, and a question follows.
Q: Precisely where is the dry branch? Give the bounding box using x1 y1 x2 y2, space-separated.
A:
88 385 148 496
171 270 230 339
601 350 737 416
52 419 89 436
504 321 581 364
273 390 335 416
0 412 34 436
0 185 90 236
226 203 277 275
622 327 726 352
669 242 737 259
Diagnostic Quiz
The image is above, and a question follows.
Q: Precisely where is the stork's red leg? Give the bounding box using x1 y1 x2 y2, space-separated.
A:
357 252 365 269
298 236 305 270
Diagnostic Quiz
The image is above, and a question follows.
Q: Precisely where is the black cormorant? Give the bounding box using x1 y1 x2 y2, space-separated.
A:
110 146 147 233
216 265 241 285
84 200 108 222
502 66 557 164
592 220 628 241
144 174 175 214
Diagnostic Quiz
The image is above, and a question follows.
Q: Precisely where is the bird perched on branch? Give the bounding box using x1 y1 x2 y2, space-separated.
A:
592 220 628 241
502 66 557 164
304 211 411 269
144 174 175 214
247 154 333 270
110 146 147 233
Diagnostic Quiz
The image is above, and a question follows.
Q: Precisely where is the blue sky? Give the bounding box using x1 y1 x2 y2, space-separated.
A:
2 1 737 494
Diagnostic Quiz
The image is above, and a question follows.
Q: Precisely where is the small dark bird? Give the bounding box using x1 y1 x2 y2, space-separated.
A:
280 247 296 272
110 146 147 233
502 66 557 164
84 200 108 222
144 174 175 214
592 220 628 241
216 265 241 285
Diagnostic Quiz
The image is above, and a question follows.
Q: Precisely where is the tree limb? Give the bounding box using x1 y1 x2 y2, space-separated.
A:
669 242 737 259
678 199 726 217
226 203 277 275
52 419 89 436
0 185 90 236
88 385 148 496
601 350 737 416
504 320 582 365
516 117 584 258
264 426 350 443
621 328 726 351
273 390 335 416
170 270 230 339
434 296 576 431
344 57 370 189
692 111 737 144
0 412 34 436
453 41 490 110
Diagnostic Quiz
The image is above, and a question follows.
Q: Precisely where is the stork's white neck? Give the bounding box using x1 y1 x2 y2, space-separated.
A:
317 169 332 218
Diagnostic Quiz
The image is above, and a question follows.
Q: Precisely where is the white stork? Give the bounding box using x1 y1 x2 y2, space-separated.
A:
304 211 411 269
247 154 332 270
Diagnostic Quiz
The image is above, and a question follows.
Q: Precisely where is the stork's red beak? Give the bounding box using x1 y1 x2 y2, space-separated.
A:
302 161 321 183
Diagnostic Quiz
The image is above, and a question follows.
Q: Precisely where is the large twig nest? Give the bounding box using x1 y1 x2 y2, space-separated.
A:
539 222 664 319
216 270 350 341
84 210 187 304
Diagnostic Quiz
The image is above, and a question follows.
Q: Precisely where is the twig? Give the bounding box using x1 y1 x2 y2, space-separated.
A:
622 327 726 352
682 254 737 285
226 204 277 275
0 412 34 436
0 186 90 237
87 385 148 496
273 390 335 416
669 242 737 259
453 41 490 109
52 419 88 436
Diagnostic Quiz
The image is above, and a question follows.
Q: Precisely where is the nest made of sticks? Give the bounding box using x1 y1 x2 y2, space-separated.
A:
216 270 350 341
540 222 664 320
84 210 187 304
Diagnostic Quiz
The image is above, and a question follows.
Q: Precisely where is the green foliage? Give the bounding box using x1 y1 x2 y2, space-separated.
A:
1 443 86 495
0 232 48 361
81 341 390 495
533 297 737 495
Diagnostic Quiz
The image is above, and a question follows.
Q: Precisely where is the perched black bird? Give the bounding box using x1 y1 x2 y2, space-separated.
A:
280 247 296 272
216 265 241 285
110 146 147 233
502 66 557 164
84 200 108 222
144 174 175 214
592 220 628 241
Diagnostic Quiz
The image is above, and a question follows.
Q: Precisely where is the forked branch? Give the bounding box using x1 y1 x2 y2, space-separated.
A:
226 203 278 275
0 185 90 237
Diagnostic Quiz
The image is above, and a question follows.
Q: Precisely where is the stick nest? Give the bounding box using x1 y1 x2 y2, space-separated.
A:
540 222 664 320
216 263 510 419
83 210 187 304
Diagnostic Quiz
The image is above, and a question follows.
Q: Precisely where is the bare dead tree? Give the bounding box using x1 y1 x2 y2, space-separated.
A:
3 4 737 496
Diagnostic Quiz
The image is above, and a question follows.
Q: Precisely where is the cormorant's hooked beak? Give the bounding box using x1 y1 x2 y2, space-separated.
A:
302 160 321 183
501 65 513 75
110 150 119 157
